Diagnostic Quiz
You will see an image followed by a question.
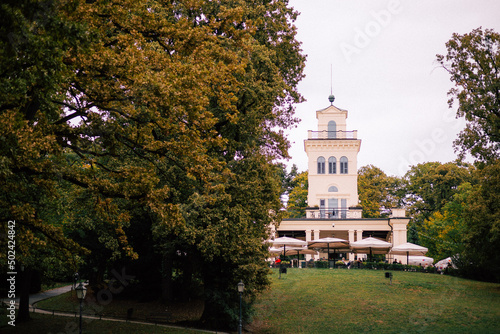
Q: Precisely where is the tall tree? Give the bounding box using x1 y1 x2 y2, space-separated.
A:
437 28 500 164
421 183 471 261
459 160 500 282
1 0 305 327
277 163 299 205
285 171 308 218
0 1 90 321
357 165 403 218
424 162 500 282
403 162 472 244
437 28 500 282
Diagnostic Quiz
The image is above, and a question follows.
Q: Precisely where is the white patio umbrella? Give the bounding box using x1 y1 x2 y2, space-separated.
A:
390 242 428 265
269 247 285 254
288 248 317 268
272 237 307 277
269 246 316 256
272 236 307 253
271 237 308 259
408 256 434 267
283 248 318 256
436 256 458 271
350 237 392 261
269 247 317 268
308 237 350 264
308 237 350 249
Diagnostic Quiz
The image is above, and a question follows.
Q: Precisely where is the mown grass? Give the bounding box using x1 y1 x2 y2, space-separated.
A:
0 312 201 333
5 269 500 333
251 268 500 333
34 288 204 324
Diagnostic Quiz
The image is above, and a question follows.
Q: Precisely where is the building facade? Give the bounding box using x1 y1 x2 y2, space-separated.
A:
277 96 410 263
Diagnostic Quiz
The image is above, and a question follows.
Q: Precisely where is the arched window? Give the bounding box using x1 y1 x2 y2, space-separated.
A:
340 156 348 174
317 156 325 174
328 121 337 139
328 186 338 192
328 156 336 174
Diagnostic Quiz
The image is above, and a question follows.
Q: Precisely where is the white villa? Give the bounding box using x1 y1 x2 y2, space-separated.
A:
276 95 410 263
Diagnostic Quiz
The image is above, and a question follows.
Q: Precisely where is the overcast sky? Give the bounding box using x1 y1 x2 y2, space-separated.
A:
284 0 500 176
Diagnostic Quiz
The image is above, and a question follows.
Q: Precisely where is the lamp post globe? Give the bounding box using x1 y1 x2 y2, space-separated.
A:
237 281 245 293
75 282 87 300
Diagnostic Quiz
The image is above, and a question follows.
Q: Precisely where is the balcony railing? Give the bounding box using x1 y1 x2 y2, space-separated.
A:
305 207 363 219
308 130 357 140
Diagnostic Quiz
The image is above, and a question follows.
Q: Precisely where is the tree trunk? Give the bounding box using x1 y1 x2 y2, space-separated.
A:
161 253 173 302
181 254 193 301
199 272 232 331
199 288 219 329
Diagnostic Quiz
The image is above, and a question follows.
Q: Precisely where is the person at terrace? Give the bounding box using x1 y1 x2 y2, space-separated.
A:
342 258 351 269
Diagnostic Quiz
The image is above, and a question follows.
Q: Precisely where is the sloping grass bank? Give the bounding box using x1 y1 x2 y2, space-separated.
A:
0 312 201 333
34 289 204 324
251 268 500 333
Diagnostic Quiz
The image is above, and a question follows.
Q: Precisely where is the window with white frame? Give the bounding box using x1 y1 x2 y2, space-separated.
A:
317 156 325 174
328 156 336 174
340 156 348 174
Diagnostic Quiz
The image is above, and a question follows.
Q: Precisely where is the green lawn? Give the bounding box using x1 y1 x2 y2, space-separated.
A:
34 289 204 323
4 269 500 333
0 312 201 333
250 268 500 333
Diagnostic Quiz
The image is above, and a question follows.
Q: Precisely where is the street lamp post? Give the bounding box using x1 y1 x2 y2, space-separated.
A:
74 278 87 334
237 281 245 334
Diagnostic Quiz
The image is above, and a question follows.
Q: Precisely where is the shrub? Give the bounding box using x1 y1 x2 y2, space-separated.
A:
315 261 328 268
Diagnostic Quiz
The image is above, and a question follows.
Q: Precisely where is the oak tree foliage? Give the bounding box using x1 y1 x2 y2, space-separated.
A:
284 170 308 218
402 162 472 244
357 165 403 218
1 0 305 327
437 28 500 164
436 28 500 281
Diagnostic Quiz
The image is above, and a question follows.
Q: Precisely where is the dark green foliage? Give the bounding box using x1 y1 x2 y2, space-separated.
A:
1 0 306 328
437 28 500 164
284 171 308 218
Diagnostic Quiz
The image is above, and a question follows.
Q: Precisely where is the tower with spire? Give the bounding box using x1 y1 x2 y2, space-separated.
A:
305 95 361 219
276 93 409 264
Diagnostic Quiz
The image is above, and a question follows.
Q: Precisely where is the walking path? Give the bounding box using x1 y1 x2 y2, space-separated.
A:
1 284 73 307
26 308 224 334
1 285 226 333
31 284 74 305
